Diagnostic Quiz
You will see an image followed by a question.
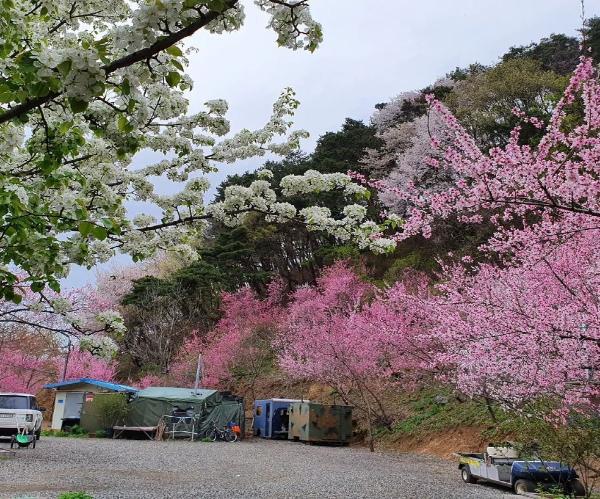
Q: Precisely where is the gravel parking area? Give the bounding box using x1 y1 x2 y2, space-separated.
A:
0 437 513 498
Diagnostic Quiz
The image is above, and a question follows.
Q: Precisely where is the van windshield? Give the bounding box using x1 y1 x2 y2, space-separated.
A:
0 395 29 410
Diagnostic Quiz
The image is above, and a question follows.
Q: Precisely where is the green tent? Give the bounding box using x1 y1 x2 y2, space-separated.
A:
126 387 243 437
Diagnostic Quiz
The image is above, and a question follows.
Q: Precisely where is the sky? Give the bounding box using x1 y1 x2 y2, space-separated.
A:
64 0 600 287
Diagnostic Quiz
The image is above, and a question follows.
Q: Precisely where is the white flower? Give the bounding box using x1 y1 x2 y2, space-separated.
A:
96 310 126 335
51 297 73 314
256 168 274 179
369 238 396 254
343 204 367 222
4 184 29 204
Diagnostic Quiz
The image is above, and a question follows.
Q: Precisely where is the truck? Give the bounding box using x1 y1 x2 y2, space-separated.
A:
457 445 585 496
0 393 44 440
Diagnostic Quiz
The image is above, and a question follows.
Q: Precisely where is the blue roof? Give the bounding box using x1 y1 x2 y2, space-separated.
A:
43 378 138 393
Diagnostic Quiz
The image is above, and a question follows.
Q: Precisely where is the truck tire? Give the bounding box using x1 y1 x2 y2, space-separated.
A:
35 430 41 441
514 479 535 495
461 465 477 484
569 479 586 497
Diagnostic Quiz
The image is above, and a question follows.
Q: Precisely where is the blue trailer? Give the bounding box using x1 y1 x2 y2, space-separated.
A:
253 399 303 439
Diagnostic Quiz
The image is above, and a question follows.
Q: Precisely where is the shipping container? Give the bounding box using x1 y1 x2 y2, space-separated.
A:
288 402 352 444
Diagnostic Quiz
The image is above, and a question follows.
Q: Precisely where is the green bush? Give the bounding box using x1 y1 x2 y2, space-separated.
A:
68 425 87 436
41 429 75 438
94 394 129 429
58 492 93 499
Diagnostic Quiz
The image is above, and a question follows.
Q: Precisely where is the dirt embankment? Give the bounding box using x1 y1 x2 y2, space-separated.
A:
378 426 488 460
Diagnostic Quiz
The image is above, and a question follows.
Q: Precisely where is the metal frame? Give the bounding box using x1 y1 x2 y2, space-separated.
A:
160 414 201 441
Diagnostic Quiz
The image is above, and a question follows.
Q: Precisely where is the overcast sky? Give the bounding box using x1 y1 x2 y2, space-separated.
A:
64 0 599 287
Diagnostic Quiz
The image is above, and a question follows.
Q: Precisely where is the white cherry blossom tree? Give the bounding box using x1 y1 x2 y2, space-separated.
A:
0 0 394 302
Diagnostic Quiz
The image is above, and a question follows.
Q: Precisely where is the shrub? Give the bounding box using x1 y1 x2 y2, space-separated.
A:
94 429 107 438
94 394 129 429
58 492 93 499
41 429 70 438
68 425 87 436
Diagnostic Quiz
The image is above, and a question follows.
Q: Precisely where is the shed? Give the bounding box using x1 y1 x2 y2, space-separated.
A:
253 399 303 439
44 378 138 430
126 387 244 438
288 402 352 444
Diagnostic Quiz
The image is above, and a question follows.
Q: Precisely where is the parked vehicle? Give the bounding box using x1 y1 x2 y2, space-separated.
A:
207 421 237 442
0 393 44 440
457 445 585 496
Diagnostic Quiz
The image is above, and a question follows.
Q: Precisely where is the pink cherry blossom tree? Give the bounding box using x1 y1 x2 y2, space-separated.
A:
375 56 600 412
0 345 56 393
59 349 117 382
168 280 285 398
0 340 116 393
384 56 600 248
0 279 123 391
278 262 433 451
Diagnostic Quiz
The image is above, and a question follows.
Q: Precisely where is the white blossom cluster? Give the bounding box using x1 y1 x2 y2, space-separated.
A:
79 335 119 359
280 169 369 198
254 0 323 51
35 47 105 101
95 310 127 336
209 170 396 253
364 92 458 213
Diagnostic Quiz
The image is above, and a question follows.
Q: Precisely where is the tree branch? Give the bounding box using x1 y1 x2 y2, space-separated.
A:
0 0 239 125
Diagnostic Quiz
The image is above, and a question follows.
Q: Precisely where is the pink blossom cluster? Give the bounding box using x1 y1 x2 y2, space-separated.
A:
383 57 600 248
59 349 117 382
169 280 286 388
166 263 433 396
0 347 116 393
278 263 433 391
428 229 600 410
0 349 52 394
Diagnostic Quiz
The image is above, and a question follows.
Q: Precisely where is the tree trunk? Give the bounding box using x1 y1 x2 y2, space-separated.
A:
359 386 375 452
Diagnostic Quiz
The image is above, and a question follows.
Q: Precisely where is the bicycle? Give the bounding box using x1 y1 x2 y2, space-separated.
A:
207 421 237 442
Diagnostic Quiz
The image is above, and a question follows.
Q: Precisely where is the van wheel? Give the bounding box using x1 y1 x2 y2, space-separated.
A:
35 430 41 441
461 466 477 484
514 479 535 495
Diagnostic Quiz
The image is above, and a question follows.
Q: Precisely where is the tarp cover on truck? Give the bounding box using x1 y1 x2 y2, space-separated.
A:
125 387 243 436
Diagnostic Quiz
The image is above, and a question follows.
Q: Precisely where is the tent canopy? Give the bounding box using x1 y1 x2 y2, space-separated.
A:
133 387 218 403
126 387 242 435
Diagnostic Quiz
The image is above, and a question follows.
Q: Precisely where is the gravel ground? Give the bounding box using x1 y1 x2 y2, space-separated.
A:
0 437 514 499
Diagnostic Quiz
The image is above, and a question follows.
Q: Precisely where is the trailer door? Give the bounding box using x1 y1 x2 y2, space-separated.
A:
265 402 271 438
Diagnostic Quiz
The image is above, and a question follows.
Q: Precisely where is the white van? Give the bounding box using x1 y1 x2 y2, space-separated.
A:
0 393 44 439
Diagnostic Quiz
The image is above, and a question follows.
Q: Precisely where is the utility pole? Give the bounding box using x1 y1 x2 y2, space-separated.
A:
194 354 203 394
61 339 73 381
